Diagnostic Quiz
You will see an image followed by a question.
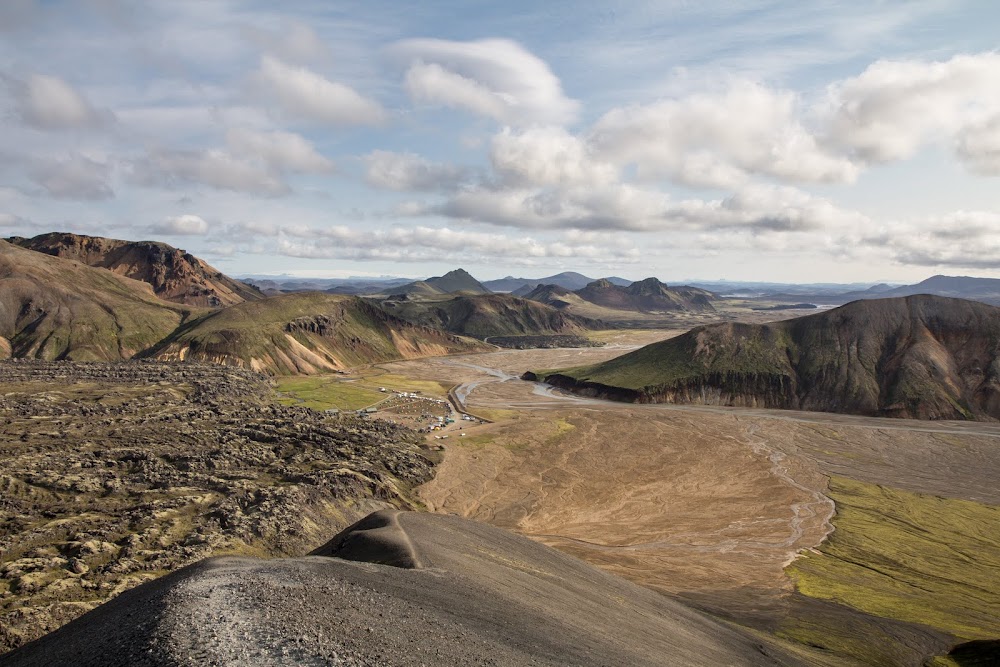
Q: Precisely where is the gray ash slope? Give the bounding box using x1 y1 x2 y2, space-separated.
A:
3 510 809 667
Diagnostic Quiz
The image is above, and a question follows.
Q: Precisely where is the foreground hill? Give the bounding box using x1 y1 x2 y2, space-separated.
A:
9 232 262 307
380 293 602 338
384 268 491 297
2 510 807 667
146 292 486 374
531 295 1000 420
0 240 196 361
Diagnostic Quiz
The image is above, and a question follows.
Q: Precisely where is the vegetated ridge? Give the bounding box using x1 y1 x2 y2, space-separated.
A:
0 240 197 361
380 293 602 338
9 232 262 307
145 291 487 374
524 277 716 313
384 268 491 297
532 295 1000 420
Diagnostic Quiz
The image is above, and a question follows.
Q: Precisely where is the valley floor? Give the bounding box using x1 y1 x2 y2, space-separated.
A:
372 339 1000 665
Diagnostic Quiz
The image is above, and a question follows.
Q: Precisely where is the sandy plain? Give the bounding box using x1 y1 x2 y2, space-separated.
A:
373 337 1000 634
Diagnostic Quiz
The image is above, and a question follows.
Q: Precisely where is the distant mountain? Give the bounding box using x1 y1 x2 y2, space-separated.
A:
573 278 716 313
385 268 491 297
145 292 485 374
520 283 576 306
531 295 1000 421
380 293 602 338
0 240 196 361
9 232 261 308
878 275 1000 305
484 272 629 293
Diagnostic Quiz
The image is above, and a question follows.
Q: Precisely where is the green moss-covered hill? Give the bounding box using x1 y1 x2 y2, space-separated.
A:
532 295 1000 420
380 293 602 338
146 292 487 374
0 240 199 361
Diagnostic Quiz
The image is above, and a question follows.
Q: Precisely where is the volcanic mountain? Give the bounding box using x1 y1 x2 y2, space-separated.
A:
2 510 807 667
0 240 197 361
524 278 715 314
531 295 1000 420
384 268 491 297
9 232 262 307
380 293 602 338
145 292 487 374
486 271 631 293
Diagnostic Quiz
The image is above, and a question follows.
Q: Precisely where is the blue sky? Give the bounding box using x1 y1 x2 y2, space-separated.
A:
2 0 999 282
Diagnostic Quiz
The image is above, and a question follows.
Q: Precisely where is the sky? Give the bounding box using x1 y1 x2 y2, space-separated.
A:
1 0 999 283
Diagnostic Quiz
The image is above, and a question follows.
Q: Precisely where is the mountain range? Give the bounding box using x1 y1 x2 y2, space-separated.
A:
532 295 1000 421
483 272 632 292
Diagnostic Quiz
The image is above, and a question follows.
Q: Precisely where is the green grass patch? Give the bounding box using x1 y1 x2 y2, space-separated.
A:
275 376 385 411
787 476 1000 640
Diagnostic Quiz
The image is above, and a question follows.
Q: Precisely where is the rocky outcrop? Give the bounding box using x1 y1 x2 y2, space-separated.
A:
9 233 261 308
0 361 433 653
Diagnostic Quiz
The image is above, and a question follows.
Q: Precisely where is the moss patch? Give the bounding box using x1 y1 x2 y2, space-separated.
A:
787 477 1000 640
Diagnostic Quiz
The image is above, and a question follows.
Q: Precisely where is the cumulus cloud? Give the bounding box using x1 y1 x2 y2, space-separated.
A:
364 150 472 191
31 154 114 200
13 73 114 130
250 55 385 125
824 52 1000 165
277 224 639 264
226 128 333 173
128 149 289 196
421 178 863 234
490 126 617 188
860 211 1000 269
393 38 579 125
590 81 858 188
151 214 209 236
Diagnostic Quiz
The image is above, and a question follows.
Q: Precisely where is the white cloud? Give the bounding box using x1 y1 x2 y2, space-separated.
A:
859 211 1000 269
243 20 328 64
31 154 114 200
0 212 25 227
824 52 1000 164
590 81 858 188
955 115 1000 176
277 224 639 264
151 214 209 236
250 55 385 125
226 128 333 173
129 149 289 196
364 150 472 191
13 73 113 130
490 126 617 188
393 38 579 125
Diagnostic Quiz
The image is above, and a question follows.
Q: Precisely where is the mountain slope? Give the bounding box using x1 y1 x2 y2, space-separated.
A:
380 293 602 338
484 272 630 293
533 295 1000 420
386 268 490 297
0 240 196 361
566 278 716 313
9 232 262 307
2 510 808 667
146 292 486 374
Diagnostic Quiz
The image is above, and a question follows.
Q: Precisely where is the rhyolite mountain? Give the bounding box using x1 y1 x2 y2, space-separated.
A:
530 295 1000 421
145 292 487 374
9 232 262 308
0 240 198 361
380 293 602 338
525 278 716 313
384 268 491 297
